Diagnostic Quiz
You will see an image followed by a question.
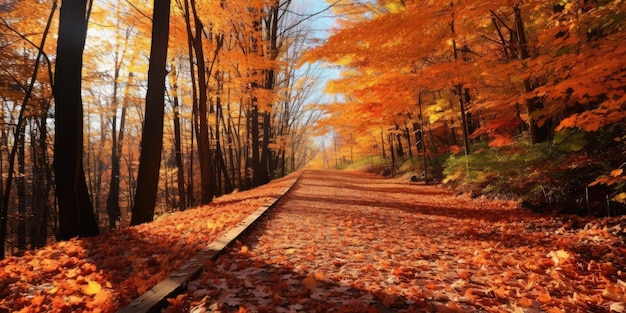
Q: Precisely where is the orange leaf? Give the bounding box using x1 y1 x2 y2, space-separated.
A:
537 291 552 303
458 270 470 280
303 273 322 289
31 294 45 306
426 281 437 290
237 307 248 313
518 297 533 307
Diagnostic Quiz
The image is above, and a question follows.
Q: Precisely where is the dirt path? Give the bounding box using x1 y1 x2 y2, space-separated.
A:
171 170 626 313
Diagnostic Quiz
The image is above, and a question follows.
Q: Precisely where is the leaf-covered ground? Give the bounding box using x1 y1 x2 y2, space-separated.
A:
170 170 626 313
0 174 299 313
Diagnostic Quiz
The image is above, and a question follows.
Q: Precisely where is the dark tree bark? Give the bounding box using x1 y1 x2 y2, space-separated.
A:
169 65 186 210
105 71 130 229
394 124 404 158
31 115 52 249
214 71 233 194
131 0 171 225
1 0 57 259
450 6 471 156
53 0 99 240
17 128 26 254
181 0 214 203
514 5 551 144
257 3 280 185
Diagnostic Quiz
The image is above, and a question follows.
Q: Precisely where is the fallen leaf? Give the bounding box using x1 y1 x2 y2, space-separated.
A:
81 280 102 296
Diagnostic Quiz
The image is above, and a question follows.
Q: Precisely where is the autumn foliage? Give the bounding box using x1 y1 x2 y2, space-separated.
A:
303 0 626 207
1 0 323 258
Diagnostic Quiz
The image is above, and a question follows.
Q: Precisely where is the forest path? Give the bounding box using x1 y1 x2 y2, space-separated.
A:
169 170 626 313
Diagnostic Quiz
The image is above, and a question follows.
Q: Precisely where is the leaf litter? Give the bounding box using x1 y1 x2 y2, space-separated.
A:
0 174 298 313
170 170 626 313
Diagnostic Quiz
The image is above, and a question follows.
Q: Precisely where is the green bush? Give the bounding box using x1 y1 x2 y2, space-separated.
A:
442 139 558 196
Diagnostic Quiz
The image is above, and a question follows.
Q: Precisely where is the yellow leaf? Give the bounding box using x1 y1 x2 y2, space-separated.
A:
81 280 102 296
610 168 623 177
613 192 626 204
549 250 570 265
385 1 405 13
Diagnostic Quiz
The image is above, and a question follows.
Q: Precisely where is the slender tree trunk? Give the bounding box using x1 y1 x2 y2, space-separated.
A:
180 0 197 206
106 114 121 229
395 124 404 158
187 127 195 205
131 0 171 225
1 0 57 259
404 124 413 158
215 75 233 193
257 3 281 184
417 92 429 184
187 0 214 203
169 66 186 210
389 133 396 175
31 114 51 248
380 129 386 159
250 106 262 185
53 0 99 240
105 67 131 229
17 128 26 254
259 111 271 181
450 4 471 156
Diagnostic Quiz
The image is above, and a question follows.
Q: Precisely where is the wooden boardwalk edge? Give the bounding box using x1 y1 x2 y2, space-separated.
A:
116 174 301 313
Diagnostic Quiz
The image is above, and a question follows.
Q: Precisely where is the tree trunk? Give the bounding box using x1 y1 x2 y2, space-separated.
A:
394 125 404 158
53 0 99 240
214 77 233 194
187 0 214 203
1 0 57 259
169 66 186 210
31 114 52 249
250 105 262 185
404 124 413 158
17 128 26 254
450 7 471 156
131 0 171 225
514 5 551 144
105 67 131 229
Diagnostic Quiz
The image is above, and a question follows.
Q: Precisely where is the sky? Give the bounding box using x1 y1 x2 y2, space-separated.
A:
290 0 342 99
288 0 345 161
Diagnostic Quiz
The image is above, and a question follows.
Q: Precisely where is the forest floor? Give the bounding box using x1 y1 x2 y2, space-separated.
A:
167 170 626 313
2 170 626 313
0 174 299 313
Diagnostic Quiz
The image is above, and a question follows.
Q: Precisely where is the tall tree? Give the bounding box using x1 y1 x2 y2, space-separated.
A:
168 63 186 210
52 0 100 240
131 0 171 225
179 0 215 204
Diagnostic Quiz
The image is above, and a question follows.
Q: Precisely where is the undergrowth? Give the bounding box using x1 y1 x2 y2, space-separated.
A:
343 138 625 217
440 138 625 216
338 155 390 174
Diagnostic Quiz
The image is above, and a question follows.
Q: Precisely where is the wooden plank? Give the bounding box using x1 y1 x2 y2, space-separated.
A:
117 176 299 313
